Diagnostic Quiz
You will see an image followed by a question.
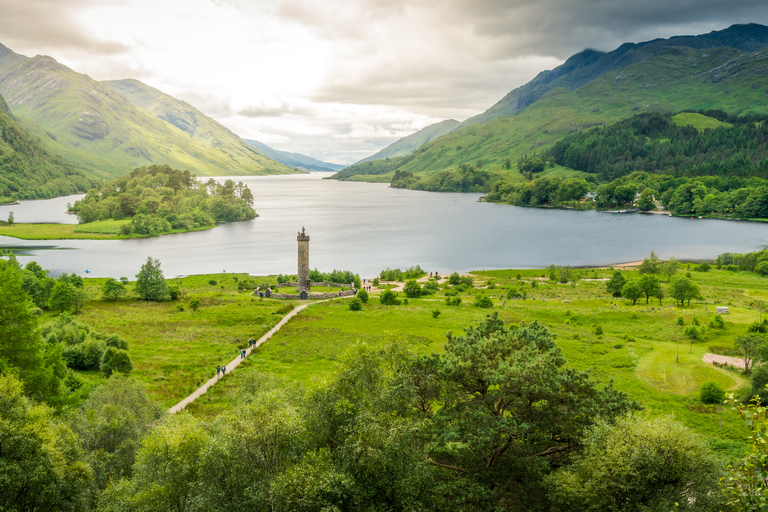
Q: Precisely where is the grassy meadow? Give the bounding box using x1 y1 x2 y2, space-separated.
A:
0 220 216 239
62 264 768 448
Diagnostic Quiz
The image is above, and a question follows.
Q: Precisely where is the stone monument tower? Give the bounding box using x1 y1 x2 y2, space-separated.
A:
297 227 310 292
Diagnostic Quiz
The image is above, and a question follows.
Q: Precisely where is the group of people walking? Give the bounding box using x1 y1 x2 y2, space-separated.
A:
216 338 258 377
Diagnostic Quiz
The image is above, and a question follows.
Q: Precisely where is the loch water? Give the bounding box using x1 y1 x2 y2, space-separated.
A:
1 173 766 278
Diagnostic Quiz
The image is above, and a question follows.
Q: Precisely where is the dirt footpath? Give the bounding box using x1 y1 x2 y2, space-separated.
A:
702 353 746 370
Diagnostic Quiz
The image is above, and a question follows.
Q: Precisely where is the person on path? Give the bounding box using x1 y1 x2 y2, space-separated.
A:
222 364 226 374
241 349 246 359
216 365 220 376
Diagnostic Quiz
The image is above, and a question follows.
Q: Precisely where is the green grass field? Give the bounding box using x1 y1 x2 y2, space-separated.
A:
66 265 768 446
0 221 216 240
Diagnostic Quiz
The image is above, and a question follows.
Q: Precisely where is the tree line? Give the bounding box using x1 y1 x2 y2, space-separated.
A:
70 165 256 235
548 111 768 182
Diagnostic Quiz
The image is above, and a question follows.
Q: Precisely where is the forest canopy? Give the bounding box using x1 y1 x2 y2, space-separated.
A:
70 165 257 235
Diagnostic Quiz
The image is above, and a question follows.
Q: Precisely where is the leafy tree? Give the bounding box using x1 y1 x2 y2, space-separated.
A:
735 334 767 375
98 414 209 512
637 251 661 275
0 374 92 511
357 289 369 303
638 274 661 304
448 272 461 285
636 188 656 211
548 414 725 511
605 270 626 297
748 365 768 405
660 257 679 281
0 257 67 405
668 275 701 306
621 280 643 305
103 277 127 301
7 211 14 224
73 376 164 490
135 256 170 302
427 314 638 508
721 388 768 510
403 279 422 298
700 380 726 404
49 281 76 312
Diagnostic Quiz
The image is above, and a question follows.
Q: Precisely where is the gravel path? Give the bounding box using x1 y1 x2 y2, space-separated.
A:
702 353 746 370
168 302 311 414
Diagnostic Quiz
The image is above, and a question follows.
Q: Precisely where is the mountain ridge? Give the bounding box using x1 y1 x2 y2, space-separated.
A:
334 24 768 181
242 139 343 172
0 46 295 179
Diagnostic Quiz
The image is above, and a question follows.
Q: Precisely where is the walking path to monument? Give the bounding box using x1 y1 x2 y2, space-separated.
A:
168 302 314 414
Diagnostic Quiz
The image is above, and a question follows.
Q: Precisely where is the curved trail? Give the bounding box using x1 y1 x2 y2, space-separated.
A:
168 302 311 414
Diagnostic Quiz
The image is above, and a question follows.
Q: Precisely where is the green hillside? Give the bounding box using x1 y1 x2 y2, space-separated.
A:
106 79 299 174
354 118 461 164
462 23 768 128
336 44 768 181
0 91 99 204
0 45 295 179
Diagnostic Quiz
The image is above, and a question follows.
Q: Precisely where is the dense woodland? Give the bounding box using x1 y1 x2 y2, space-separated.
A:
70 165 256 235
0 94 99 204
549 111 768 182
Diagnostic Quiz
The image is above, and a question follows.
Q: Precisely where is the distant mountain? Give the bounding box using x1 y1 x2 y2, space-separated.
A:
463 23 768 127
242 139 344 172
0 91 99 204
354 119 461 164
335 24 768 181
0 44 295 178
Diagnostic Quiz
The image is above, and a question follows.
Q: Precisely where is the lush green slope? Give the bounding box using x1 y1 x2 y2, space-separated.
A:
463 23 768 128
337 44 768 181
0 91 99 203
106 79 298 175
242 138 343 172
0 45 294 179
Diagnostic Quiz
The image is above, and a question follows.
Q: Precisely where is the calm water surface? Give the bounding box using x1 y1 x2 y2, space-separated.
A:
1 173 766 278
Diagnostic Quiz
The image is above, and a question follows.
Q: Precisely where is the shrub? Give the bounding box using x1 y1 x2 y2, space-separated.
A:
432 309 441 319
380 289 400 305
403 280 422 298
176 304 185 312
357 289 369 303
349 298 362 311
422 280 439 295
445 296 462 306
208 279 218 286
189 298 200 312
100 347 133 377
676 316 686 326
700 381 725 405
594 325 603 336
474 294 493 308
695 262 711 272
448 272 461 285
748 364 768 405
372 278 380 286
756 261 768 276
709 314 725 329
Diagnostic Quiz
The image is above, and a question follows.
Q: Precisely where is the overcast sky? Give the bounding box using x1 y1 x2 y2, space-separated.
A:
1 0 767 164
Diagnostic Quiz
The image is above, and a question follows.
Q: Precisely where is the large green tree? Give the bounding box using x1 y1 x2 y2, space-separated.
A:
548 414 725 511
0 374 92 511
135 256 170 302
422 314 638 510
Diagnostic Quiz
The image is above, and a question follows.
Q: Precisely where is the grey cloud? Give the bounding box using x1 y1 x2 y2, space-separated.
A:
0 0 131 55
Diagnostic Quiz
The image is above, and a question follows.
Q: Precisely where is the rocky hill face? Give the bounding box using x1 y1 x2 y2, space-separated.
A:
0 45 295 178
